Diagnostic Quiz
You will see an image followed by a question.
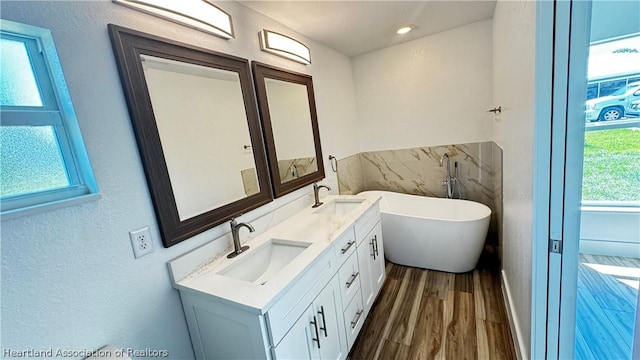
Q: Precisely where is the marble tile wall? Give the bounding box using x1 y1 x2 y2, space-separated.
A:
240 168 259 196
278 157 318 183
337 141 503 258
336 153 365 195
491 142 504 261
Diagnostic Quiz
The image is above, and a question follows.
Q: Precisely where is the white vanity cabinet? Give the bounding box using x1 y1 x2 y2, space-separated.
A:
273 275 347 360
170 195 385 360
355 208 386 317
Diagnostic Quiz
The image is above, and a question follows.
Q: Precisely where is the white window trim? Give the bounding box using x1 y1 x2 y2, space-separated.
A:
1 19 100 220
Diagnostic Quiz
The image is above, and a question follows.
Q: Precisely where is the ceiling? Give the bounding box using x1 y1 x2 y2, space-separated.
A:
239 1 497 57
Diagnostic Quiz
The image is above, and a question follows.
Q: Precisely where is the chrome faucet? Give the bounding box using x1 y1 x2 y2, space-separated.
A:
439 153 451 176
312 182 331 208
227 217 255 259
439 153 456 199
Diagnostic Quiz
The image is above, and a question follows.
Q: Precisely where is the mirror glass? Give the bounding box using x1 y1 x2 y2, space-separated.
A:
264 78 318 183
141 55 260 220
109 25 272 247
253 62 324 198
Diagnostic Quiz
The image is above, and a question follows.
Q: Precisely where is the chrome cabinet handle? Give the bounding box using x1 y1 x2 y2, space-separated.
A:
346 272 360 288
341 240 355 254
310 316 321 348
351 309 364 329
370 239 376 260
317 306 328 337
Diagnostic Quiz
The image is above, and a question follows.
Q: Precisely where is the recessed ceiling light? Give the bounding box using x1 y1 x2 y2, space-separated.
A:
397 26 413 35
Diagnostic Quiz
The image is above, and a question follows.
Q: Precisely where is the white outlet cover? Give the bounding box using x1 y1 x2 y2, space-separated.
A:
129 226 154 258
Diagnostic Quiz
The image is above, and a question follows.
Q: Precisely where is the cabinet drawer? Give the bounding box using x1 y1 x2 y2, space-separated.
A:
343 289 365 350
337 252 360 309
333 228 356 266
355 204 380 245
266 249 336 347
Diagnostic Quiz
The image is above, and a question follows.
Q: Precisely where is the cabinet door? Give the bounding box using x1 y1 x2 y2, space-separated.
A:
369 222 386 298
273 307 320 360
313 276 347 360
356 233 375 316
357 221 386 316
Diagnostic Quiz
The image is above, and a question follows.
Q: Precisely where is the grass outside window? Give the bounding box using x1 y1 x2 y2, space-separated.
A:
582 128 640 202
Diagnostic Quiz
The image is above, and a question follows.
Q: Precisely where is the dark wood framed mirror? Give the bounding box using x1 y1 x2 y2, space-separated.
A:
109 25 272 247
251 62 324 198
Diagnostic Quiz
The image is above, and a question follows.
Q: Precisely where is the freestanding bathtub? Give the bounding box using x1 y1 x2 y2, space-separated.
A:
359 191 491 273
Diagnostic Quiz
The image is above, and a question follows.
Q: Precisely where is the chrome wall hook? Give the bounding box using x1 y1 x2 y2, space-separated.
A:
487 106 502 114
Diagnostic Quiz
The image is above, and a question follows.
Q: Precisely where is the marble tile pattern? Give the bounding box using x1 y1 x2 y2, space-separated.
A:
240 168 259 196
492 142 504 260
336 153 365 195
337 142 503 253
277 157 318 183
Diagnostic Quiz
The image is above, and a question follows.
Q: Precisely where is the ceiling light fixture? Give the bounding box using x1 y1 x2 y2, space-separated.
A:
259 29 311 65
112 0 234 39
397 26 413 35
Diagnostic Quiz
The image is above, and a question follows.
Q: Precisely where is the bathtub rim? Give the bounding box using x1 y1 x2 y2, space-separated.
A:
357 190 492 223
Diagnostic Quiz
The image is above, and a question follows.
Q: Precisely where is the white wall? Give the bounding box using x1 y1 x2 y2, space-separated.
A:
492 0 537 357
352 19 494 152
0 0 358 356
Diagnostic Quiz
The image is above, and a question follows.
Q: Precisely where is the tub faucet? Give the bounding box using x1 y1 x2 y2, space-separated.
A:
440 153 456 199
312 182 331 208
439 153 451 175
227 216 254 259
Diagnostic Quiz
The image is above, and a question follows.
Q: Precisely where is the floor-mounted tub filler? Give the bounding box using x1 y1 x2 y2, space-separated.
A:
359 190 491 273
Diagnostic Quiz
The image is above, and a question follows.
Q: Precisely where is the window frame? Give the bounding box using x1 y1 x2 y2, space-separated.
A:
1 19 99 219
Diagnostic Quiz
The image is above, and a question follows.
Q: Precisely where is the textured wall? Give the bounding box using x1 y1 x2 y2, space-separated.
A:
352 19 494 152
0 1 358 356
492 0 537 357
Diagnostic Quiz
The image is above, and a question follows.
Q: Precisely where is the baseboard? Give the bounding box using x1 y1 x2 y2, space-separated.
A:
501 270 526 360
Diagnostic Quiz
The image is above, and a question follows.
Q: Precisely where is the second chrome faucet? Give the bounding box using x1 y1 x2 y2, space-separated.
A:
227 216 255 259
312 182 331 208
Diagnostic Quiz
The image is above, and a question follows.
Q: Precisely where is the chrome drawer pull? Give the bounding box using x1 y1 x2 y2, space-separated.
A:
340 240 355 254
346 272 359 288
351 310 364 329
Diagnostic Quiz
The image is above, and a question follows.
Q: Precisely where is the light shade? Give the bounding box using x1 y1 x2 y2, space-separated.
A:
113 0 234 39
259 30 311 65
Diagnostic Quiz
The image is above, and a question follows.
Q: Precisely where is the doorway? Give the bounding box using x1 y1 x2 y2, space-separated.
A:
575 9 640 358
531 1 640 359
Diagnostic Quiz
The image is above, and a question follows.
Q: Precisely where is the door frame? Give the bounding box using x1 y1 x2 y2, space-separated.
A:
531 1 591 359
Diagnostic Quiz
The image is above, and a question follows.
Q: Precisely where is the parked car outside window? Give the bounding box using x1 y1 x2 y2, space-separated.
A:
627 99 640 117
585 82 640 121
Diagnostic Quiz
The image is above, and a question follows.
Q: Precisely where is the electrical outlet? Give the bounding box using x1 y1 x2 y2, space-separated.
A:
129 226 154 258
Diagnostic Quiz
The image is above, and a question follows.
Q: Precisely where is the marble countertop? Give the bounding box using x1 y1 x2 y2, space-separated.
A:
172 194 381 314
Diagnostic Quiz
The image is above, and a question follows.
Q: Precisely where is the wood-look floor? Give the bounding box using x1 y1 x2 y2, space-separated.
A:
575 254 640 360
349 261 516 360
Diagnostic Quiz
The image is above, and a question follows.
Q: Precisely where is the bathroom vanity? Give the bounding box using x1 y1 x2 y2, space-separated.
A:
168 195 386 359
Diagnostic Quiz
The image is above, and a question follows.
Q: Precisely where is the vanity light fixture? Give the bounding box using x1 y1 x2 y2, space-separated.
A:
396 25 414 35
112 0 234 39
259 30 311 65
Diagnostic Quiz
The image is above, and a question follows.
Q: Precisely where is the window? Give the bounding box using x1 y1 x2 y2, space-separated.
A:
583 33 640 204
1 19 98 219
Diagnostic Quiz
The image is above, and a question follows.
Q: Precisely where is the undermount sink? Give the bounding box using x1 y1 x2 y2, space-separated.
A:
217 239 311 285
313 198 365 216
